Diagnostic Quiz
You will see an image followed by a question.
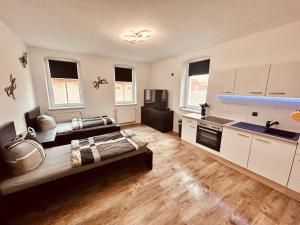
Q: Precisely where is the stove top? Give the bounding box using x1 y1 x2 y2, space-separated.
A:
198 116 232 132
201 116 232 125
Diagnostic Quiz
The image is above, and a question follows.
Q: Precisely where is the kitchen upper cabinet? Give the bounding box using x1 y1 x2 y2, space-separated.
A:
207 69 236 99
248 135 296 186
181 117 197 144
266 61 300 98
234 64 270 96
288 154 300 193
220 127 252 167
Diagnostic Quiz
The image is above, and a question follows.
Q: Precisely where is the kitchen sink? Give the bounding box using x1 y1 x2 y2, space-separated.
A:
263 128 298 140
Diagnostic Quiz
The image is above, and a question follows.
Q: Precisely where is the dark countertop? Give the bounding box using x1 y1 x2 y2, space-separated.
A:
231 122 300 142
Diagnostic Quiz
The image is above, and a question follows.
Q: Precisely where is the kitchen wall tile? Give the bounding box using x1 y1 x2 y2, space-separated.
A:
277 118 300 132
274 104 299 121
208 98 300 132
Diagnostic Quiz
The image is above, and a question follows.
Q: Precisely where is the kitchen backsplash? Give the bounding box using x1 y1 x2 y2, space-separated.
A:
207 98 300 132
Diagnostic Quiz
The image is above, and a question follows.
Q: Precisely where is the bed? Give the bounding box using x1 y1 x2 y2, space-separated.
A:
25 107 121 146
0 121 152 224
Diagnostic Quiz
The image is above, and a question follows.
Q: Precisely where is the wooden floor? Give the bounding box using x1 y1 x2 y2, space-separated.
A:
7 125 300 225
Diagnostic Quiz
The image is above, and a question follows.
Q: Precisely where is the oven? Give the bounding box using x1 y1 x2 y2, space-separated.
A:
196 125 222 151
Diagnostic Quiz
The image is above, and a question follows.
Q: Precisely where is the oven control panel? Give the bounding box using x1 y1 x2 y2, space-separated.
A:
198 121 223 132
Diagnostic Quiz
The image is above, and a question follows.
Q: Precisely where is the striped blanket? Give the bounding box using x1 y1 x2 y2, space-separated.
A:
72 116 115 130
71 131 148 167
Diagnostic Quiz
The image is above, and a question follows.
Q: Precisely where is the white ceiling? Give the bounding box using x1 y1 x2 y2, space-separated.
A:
0 0 299 62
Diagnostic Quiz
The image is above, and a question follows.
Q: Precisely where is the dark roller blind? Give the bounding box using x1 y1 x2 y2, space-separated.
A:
115 67 132 82
188 59 210 76
48 60 78 79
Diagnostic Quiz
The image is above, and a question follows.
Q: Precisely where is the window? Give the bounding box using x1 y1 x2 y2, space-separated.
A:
183 59 210 110
45 58 84 109
114 66 136 105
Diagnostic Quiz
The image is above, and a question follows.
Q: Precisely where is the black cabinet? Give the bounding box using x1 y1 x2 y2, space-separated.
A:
141 106 174 132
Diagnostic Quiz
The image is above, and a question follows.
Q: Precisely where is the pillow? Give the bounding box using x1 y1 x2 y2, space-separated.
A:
3 132 46 175
37 114 56 131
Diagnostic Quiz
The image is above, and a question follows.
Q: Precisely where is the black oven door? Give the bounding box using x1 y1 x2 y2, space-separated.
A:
196 126 222 151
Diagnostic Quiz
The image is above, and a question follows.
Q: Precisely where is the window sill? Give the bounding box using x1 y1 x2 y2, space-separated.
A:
48 105 86 110
115 103 137 106
180 107 201 114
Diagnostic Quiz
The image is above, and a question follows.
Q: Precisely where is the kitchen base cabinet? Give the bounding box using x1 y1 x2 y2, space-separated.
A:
247 135 296 186
220 127 252 167
181 117 197 144
288 154 300 193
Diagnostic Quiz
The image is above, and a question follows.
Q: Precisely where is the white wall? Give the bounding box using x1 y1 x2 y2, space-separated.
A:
150 21 300 132
28 47 150 123
0 20 36 133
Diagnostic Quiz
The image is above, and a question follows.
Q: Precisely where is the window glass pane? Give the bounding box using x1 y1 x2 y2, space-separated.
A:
52 79 67 104
66 79 80 104
123 82 133 102
187 74 209 107
115 81 124 102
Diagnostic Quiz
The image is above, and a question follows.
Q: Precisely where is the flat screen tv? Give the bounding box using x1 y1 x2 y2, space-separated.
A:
144 89 168 110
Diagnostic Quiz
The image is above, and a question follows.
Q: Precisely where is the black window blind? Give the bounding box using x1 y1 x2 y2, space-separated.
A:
115 67 133 82
49 60 78 79
188 59 210 76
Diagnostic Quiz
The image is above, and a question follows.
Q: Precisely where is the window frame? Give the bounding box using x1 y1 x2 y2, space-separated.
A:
45 57 85 110
183 57 210 111
114 65 137 106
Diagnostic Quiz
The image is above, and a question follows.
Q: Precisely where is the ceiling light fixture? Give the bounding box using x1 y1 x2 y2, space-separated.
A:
123 29 152 44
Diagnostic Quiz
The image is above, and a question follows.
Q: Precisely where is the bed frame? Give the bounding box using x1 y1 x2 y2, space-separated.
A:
25 107 121 146
0 121 153 224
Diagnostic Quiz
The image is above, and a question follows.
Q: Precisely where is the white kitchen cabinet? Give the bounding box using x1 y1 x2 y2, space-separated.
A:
266 61 300 98
220 127 252 167
181 117 197 144
248 135 296 186
288 154 300 193
207 68 236 99
234 64 270 96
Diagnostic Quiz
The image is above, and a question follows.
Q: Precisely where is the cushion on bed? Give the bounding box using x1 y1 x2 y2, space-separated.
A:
37 114 56 131
2 132 46 175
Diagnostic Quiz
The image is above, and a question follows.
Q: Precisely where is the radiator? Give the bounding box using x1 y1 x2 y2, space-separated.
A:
48 111 82 123
115 108 136 124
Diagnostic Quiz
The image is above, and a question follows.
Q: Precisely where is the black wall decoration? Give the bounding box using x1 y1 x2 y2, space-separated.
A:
19 52 28 68
93 76 108 90
4 74 17 100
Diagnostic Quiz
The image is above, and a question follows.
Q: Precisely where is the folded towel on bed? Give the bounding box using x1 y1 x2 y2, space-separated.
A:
71 131 148 167
72 116 116 130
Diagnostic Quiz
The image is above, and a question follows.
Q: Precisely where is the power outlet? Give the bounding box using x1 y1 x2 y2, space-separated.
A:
252 112 258 117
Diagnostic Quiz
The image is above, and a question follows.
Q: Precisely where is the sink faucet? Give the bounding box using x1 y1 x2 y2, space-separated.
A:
266 120 279 128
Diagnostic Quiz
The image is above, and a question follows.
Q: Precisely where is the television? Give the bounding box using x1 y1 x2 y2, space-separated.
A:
144 89 168 110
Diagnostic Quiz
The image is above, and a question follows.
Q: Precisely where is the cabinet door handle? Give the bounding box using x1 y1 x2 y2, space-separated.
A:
237 133 250 138
268 92 285 95
249 91 263 94
222 91 232 94
190 126 196 129
255 138 270 144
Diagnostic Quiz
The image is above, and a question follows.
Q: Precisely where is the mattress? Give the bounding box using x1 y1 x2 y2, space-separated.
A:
56 122 73 134
0 144 148 195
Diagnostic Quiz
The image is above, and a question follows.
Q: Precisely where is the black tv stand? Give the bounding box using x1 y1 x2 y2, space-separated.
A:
141 106 174 132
